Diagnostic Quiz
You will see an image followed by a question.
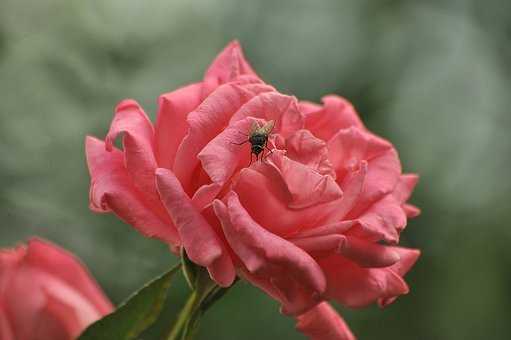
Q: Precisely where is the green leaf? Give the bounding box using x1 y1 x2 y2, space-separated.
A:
78 263 181 340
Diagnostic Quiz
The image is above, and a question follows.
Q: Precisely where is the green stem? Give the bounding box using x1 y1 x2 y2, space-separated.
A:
167 250 239 340
166 290 200 340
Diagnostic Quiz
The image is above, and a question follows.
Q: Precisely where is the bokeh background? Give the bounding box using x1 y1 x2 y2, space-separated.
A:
1 0 510 339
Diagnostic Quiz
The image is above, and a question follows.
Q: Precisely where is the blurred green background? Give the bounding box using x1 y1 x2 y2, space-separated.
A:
1 0 510 339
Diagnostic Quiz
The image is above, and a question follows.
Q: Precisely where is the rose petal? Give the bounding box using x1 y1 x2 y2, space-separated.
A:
361 147 401 201
24 238 113 315
198 118 255 186
350 194 407 243
286 161 367 237
290 235 401 268
305 95 364 141
293 221 355 238
34 288 86 339
296 302 355 340
266 152 342 209
229 91 304 138
105 99 159 204
298 100 322 115
327 132 406 243
155 82 203 169
328 127 392 182
233 166 304 235
285 129 335 178
328 128 402 239
0 245 25 290
393 175 421 218
403 204 421 218
5 267 102 340
2 266 42 340
203 40 260 94
85 136 179 244
192 117 260 210
393 174 419 204
155 168 235 287
237 268 322 316
172 81 273 193
196 92 305 209
386 247 420 277
213 193 326 315
378 247 420 307
339 237 401 268
233 165 341 236
191 183 223 211
334 161 368 221
290 235 346 257
39 281 103 338
318 254 409 308
0 308 14 340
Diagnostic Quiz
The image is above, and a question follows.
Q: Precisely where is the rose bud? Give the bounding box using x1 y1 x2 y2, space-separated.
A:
86 41 420 339
0 238 113 340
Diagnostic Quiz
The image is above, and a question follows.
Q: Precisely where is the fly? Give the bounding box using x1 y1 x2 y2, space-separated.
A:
232 120 275 165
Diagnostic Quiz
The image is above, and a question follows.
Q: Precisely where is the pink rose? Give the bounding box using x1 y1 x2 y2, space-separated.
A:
0 238 113 340
86 41 420 339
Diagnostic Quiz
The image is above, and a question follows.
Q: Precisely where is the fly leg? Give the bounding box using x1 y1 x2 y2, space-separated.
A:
230 140 249 146
265 145 274 155
248 153 254 166
263 142 274 161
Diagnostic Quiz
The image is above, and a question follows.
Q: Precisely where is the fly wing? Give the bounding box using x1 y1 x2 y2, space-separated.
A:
249 121 260 135
259 120 275 135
